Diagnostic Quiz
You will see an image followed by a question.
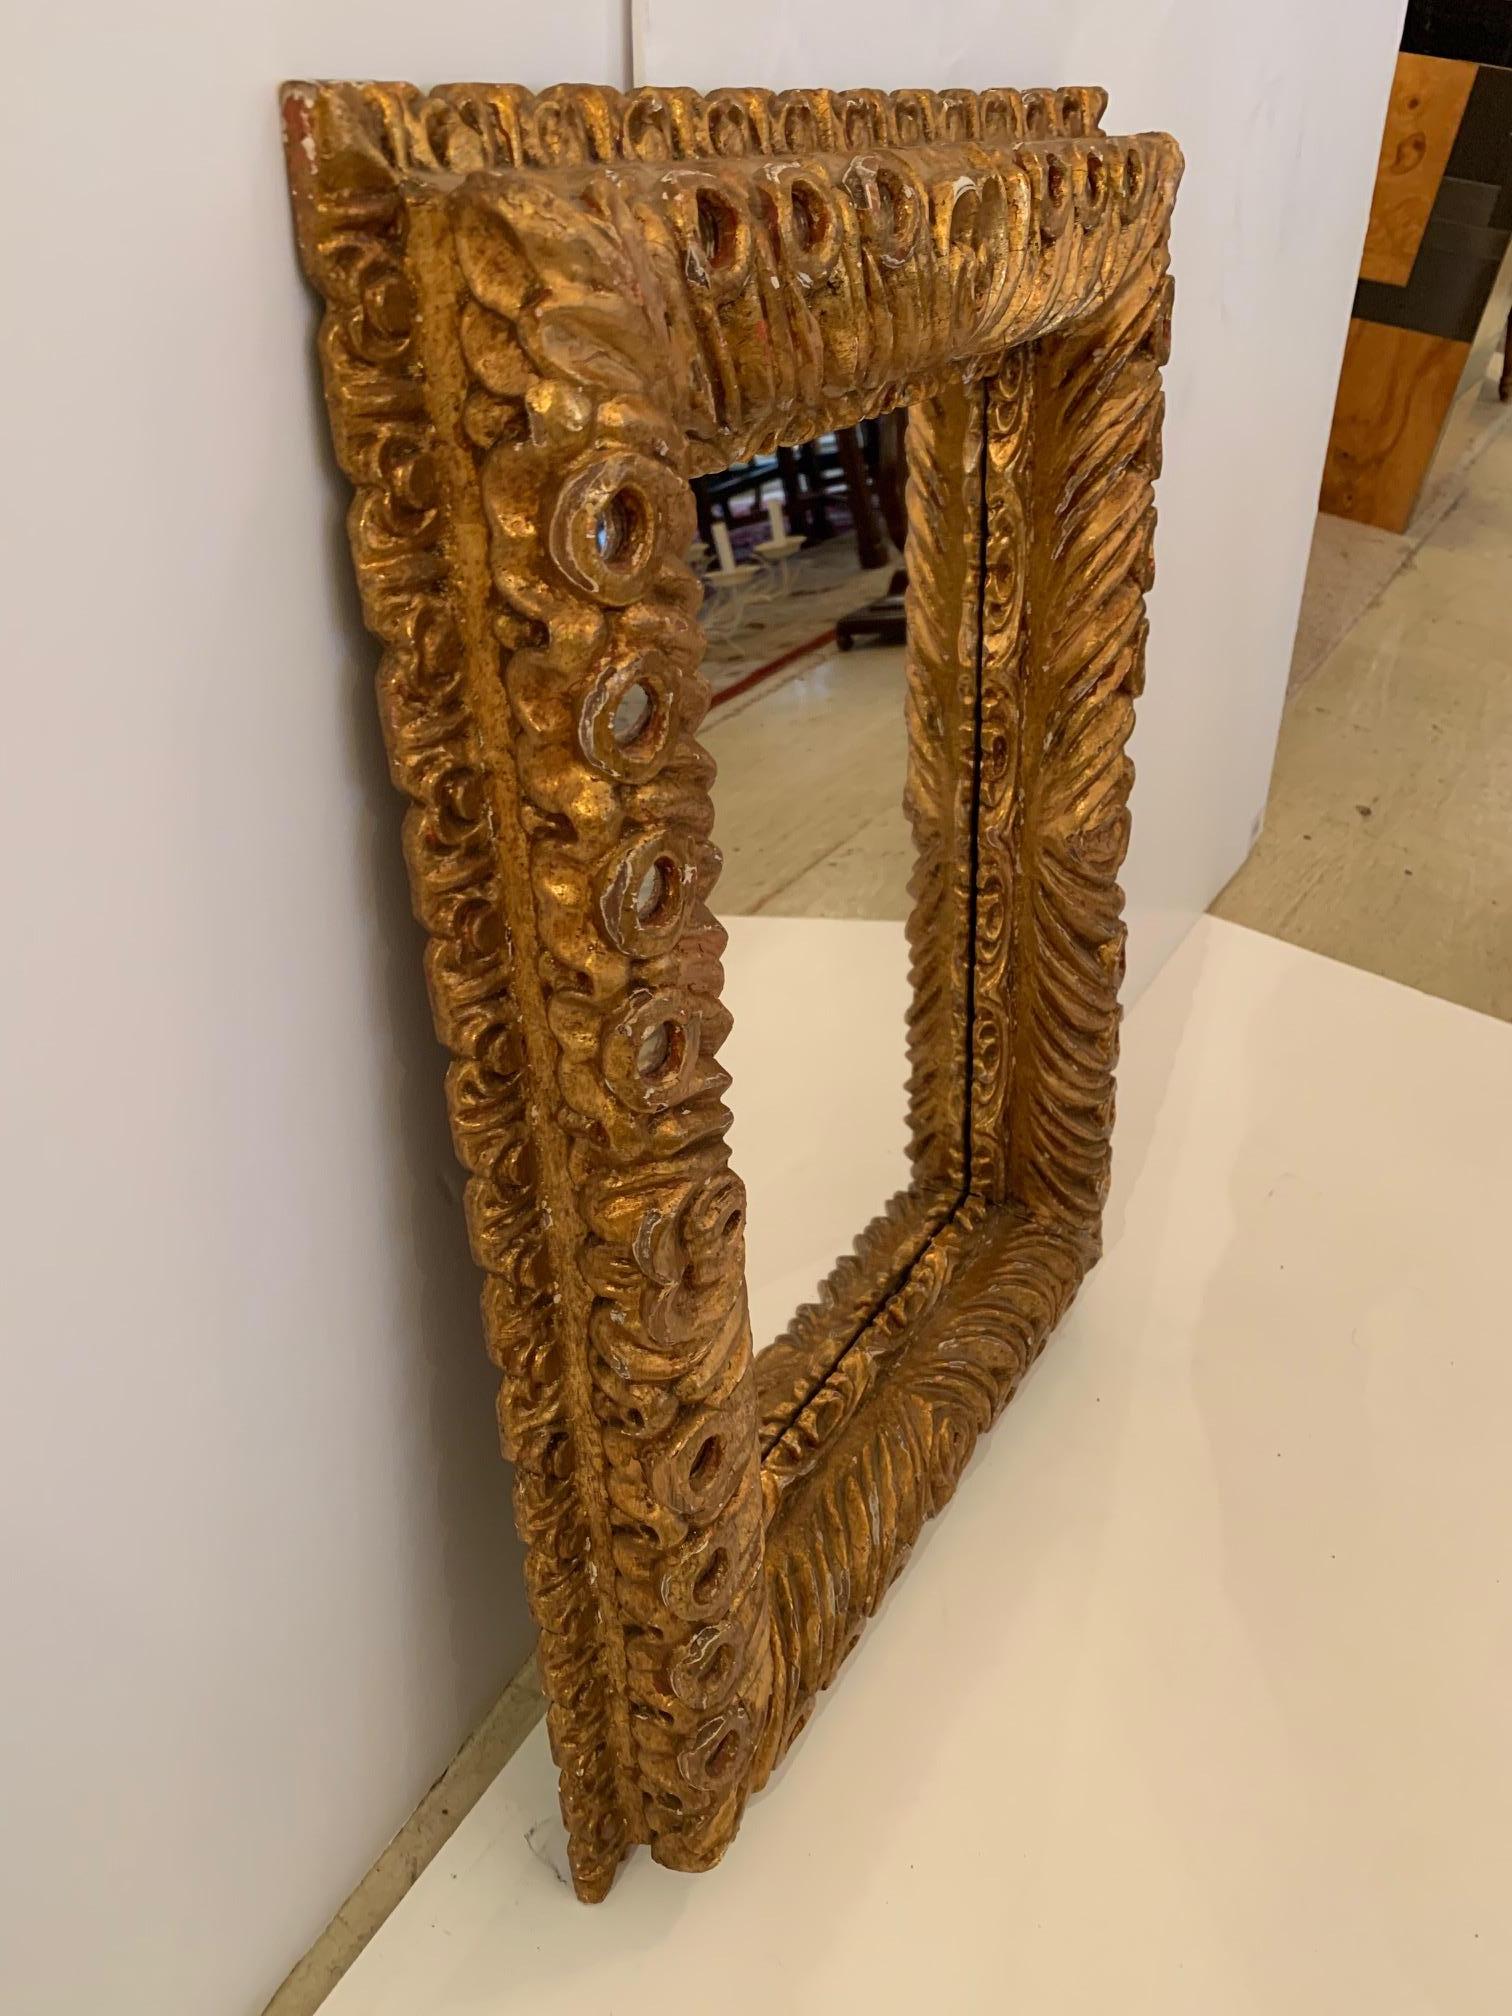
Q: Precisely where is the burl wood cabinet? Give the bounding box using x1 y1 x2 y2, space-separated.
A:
1321 5 1512 533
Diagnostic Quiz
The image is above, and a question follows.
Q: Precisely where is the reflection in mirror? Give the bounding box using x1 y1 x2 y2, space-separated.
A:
699 409 915 1355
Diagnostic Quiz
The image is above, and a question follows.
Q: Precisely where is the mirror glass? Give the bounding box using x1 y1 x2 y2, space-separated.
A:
699 409 915 1354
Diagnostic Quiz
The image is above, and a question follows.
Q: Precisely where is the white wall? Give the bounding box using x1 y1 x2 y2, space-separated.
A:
636 0 1406 999
0 10 627 2016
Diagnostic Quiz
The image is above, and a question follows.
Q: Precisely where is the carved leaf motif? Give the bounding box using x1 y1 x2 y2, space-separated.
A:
1009 268 1169 1230
455 179 672 408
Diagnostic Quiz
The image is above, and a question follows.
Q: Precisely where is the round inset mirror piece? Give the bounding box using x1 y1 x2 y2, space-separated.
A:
605 991 700 1113
598 830 691 954
594 488 646 563
637 1019 681 1081
578 654 679 783
634 859 672 926
612 681 654 748
548 451 682 605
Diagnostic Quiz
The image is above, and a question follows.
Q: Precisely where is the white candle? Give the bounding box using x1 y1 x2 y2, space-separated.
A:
712 522 737 573
765 496 786 543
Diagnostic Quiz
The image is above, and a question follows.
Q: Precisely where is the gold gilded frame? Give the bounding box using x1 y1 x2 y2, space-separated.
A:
283 78 1180 1900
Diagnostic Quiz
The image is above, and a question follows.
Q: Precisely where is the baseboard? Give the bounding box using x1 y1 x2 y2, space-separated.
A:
260 1654 546 2015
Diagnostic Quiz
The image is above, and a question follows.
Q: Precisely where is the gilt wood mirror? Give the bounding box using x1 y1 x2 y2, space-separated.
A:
283 77 1181 1900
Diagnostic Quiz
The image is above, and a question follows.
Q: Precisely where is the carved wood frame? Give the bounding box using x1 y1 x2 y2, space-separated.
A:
283 78 1180 1900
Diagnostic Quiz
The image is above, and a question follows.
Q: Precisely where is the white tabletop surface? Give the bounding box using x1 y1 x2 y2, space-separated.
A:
326 916 1512 2014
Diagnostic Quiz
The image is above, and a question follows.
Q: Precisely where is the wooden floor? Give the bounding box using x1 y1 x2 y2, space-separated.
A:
704 643 912 919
